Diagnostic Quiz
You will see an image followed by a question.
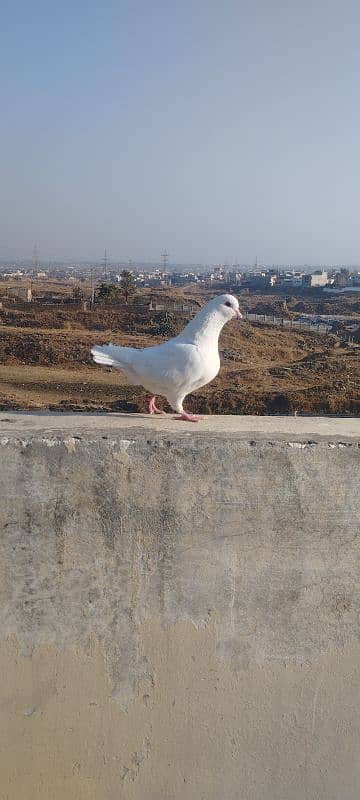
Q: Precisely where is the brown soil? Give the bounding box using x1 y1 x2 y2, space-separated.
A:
0 309 360 414
0 286 359 415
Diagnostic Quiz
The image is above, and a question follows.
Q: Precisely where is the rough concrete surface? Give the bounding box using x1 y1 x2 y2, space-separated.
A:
0 413 359 799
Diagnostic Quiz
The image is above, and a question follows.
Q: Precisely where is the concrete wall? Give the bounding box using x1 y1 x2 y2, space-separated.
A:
0 413 359 800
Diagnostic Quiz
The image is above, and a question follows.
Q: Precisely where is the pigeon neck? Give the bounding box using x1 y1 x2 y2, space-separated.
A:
179 308 225 348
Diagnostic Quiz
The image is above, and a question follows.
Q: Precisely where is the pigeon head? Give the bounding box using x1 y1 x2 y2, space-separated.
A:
176 292 242 346
209 294 242 321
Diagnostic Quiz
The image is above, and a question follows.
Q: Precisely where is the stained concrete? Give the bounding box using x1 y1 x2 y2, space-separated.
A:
0 413 359 799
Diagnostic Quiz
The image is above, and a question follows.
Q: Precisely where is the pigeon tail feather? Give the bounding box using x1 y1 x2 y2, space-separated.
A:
91 344 138 369
91 346 116 366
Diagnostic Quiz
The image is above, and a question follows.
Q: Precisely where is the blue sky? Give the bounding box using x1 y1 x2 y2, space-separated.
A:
1 0 360 264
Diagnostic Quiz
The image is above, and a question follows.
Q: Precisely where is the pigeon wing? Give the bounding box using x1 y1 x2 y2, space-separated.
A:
132 340 209 396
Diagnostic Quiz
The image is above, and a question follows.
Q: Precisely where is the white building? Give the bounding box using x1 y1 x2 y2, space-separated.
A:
303 271 328 288
7 286 32 302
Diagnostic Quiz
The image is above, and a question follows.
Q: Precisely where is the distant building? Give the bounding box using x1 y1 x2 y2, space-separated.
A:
6 286 32 302
0 270 24 279
171 272 199 286
302 271 328 288
242 271 278 289
226 271 243 285
280 271 305 287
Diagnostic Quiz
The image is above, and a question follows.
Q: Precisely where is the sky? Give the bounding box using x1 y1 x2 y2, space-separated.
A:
1 0 360 265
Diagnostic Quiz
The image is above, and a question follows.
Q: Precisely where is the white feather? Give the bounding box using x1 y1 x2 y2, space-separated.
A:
91 294 241 415
91 346 116 367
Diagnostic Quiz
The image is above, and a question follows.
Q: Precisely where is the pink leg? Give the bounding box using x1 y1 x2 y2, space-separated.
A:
174 411 204 422
148 396 165 415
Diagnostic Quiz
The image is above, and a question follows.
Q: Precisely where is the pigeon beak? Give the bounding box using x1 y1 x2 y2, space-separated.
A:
235 309 242 319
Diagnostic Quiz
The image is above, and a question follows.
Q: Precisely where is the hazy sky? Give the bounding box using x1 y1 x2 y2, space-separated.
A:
1 0 360 264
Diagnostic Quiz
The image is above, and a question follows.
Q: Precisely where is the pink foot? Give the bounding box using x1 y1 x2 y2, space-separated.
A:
174 412 204 422
148 396 165 415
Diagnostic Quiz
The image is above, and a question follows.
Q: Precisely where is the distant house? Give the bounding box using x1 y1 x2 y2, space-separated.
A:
302 271 328 288
6 286 32 302
242 272 278 289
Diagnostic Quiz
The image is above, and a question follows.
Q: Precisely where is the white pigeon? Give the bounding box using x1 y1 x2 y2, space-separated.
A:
91 293 242 422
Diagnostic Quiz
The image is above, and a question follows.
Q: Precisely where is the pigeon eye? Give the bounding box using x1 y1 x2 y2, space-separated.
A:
224 301 232 308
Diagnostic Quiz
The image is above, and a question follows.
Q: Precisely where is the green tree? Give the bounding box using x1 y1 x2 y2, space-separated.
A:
119 270 136 304
97 283 121 303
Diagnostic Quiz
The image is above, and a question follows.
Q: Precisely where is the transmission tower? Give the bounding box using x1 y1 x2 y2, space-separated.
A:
161 250 169 277
32 244 39 271
102 249 109 281
90 269 95 306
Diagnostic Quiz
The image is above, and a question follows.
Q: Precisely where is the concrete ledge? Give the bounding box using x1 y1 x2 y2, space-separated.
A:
1 411 359 439
0 413 359 799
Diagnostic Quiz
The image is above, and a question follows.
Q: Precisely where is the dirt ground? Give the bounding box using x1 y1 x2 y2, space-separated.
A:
0 284 359 415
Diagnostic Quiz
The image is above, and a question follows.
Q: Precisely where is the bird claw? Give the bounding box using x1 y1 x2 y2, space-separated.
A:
174 412 204 422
